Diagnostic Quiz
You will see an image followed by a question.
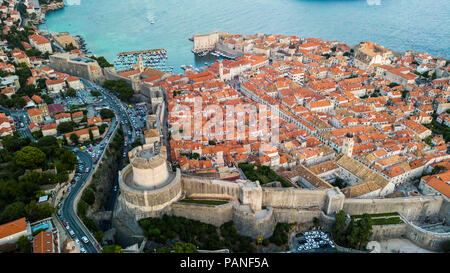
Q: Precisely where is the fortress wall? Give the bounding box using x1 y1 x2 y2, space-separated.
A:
370 224 408 241
169 202 233 227
119 166 182 211
401 215 450 251
233 206 275 239
439 198 450 225
343 196 444 219
319 212 336 232
181 176 241 200
272 208 323 224
261 188 329 209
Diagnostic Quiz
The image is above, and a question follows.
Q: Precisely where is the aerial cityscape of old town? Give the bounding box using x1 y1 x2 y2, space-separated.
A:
0 0 448 258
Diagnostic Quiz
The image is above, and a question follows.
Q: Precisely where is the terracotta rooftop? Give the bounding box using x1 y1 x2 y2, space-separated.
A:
0 217 27 239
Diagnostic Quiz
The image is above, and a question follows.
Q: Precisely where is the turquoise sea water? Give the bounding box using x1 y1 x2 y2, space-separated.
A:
41 0 449 74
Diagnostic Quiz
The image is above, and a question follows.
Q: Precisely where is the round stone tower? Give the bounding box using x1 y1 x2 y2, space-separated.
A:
116 144 182 220
129 148 169 188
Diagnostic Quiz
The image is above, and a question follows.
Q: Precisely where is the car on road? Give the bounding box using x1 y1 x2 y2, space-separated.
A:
85 167 89 173
81 236 89 244
74 238 80 244
80 247 87 253
69 229 76 238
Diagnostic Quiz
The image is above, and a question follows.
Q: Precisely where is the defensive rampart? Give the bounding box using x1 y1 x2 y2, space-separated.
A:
401 214 450 251
343 196 444 219
169 201 234 227
181 175 241 201
261 187 329 209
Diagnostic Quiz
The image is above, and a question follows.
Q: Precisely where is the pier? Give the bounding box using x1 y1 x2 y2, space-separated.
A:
118 49 167 57
114 49 172 73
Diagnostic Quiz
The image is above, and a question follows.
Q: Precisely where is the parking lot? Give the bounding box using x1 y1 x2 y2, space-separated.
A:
291 229 337 253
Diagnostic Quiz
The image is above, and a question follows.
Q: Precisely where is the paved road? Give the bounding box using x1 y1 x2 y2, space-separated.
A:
81 79 140 230
57 80 128 253
60 149 100 253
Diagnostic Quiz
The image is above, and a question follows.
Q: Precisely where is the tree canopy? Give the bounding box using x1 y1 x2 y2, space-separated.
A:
14 146 46 170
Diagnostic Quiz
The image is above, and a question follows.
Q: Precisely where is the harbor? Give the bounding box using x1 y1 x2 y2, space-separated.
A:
114 49 173 72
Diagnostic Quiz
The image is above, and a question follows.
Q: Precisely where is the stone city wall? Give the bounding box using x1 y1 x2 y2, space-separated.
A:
272 208 323 224
119 166 182 211
439 198 450 225
169 202 234 227
401 214 450 251
343 196 444 219
181 176 241 201
232 206 275 239
370 224 408 241
261 188 329 209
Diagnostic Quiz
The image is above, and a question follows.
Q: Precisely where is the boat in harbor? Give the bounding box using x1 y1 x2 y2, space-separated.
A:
181 64 194 70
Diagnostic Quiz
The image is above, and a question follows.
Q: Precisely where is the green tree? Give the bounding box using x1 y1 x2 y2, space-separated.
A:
172 242 198 253
102 244 122 253
332 210 347 245
356 214 373 250
94 230 104 243
38 136 58 147
313 217 320 227
57 121 76 134
89 129 94 141
0 202 26 224
13 97 27 109
69 133 79 145
89 56 113 68
81 189 95 206
14 146 46 170
66 87 77 97
99 108 114 120
24 201 55 222
16 235 31 253
346 219 360 249
90 90 102 97
64 43 77 51
77 200 89 217
442 240 450 253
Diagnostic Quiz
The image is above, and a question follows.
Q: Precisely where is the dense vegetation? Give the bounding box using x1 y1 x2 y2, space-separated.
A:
89 56 114 68
332 210 373 250
267 223 292 247
102 80 134 101
239 163 292 187
156 242 198 253
138 216 257 253
99 108 115 120
0 135 77 224
424 119 450 142
102 244 123 253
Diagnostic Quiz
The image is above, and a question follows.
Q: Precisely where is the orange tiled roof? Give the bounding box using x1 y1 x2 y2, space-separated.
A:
0 217 26 239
